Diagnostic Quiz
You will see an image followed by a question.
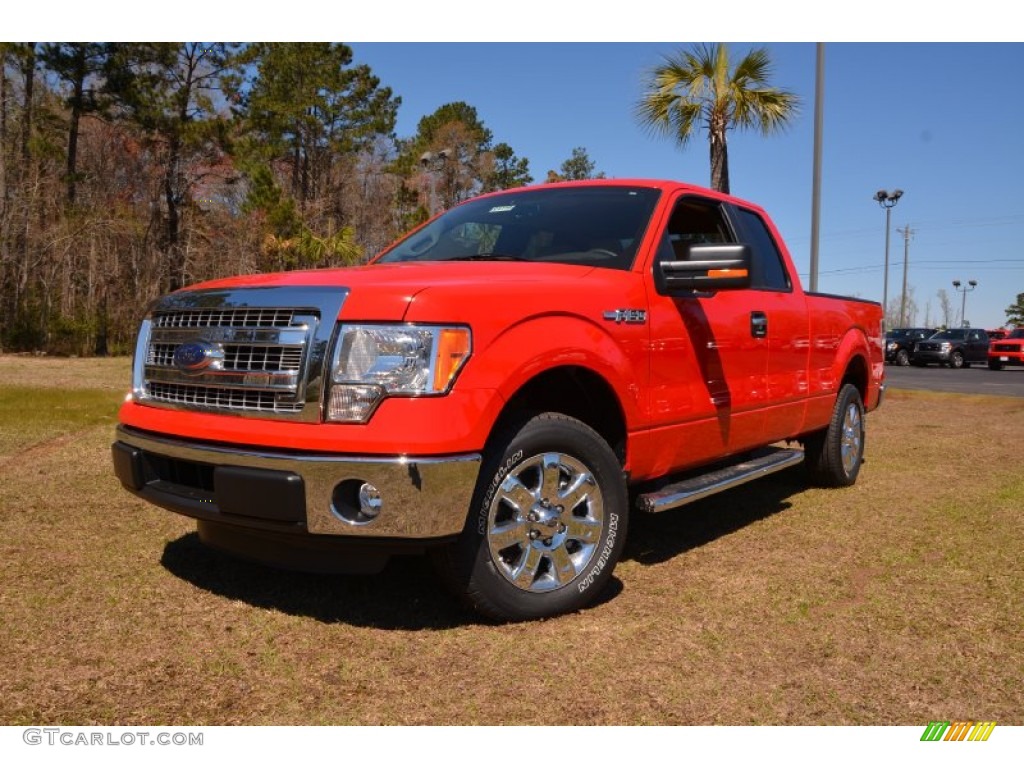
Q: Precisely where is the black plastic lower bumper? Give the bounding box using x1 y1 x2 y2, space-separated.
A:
113 441 306 531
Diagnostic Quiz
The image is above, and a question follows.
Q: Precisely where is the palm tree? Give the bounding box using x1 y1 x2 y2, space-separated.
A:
637 43 799 194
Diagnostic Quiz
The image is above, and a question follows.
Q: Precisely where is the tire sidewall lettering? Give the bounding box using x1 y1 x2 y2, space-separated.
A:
454 413 628 621
477 448 524 535
577 510 618 594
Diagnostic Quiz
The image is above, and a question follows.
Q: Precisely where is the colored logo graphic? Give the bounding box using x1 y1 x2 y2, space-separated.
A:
920 721 996 742
173 340 219 373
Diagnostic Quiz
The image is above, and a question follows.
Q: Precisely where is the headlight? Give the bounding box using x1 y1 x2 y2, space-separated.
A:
940 342 952 351
326 324 471 422
886 341 897 350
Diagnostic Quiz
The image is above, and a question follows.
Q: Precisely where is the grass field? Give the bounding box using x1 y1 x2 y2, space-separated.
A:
1 355 1021 725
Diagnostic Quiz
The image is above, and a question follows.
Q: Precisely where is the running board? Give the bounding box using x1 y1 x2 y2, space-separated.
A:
636 447 805 514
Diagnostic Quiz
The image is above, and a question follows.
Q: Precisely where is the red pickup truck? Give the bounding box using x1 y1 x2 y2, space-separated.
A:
112 179 884 621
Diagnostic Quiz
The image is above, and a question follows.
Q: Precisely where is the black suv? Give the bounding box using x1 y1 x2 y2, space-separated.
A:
911 328 990 368
885 327 936 366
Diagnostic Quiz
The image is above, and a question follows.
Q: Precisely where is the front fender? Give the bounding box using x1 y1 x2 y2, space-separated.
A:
460 313 646 429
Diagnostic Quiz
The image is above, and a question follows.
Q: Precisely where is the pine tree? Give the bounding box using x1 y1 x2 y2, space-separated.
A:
39 43 111 204
486 142 532 190
1005 292 1024 326
237 42 399 206
104 42 238 291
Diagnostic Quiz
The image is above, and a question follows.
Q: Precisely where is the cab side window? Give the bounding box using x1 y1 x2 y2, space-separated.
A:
660 198 732 262
657 198 791 292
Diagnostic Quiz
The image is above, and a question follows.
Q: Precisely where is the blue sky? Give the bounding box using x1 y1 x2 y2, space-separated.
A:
17 5 1024 329
347 41 1024 330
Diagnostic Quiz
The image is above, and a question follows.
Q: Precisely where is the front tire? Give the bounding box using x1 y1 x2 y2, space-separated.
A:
989 359 1004 371
434 413 628 621
950 350 965 369
895 349 910 366
803 383 865 488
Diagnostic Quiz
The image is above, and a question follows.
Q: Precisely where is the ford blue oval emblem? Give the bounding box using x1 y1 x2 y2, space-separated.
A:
173 340 216 372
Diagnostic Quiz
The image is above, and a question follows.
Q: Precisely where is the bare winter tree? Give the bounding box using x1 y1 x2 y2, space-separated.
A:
937 288 954 328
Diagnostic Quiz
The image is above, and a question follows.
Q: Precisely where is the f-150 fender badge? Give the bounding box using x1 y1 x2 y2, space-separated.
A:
602 309 647 325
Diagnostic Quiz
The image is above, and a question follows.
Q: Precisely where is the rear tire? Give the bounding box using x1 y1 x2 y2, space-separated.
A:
803 383 865 488
433 412 628 622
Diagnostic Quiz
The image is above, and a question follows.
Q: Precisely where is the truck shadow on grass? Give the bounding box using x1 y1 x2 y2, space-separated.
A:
159 469 803 629
625 468 802 565
160 536 492 629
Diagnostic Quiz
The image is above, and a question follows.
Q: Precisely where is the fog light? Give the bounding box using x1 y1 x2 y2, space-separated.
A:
358 483 382 518
331 479 382 525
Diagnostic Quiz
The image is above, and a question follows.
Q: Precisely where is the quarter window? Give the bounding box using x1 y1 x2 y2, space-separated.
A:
733 208 791 291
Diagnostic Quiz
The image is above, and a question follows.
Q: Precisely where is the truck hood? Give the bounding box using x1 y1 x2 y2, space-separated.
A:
178 261 600 321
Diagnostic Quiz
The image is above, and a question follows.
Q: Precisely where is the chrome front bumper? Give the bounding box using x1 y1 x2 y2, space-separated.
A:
112 425 481 539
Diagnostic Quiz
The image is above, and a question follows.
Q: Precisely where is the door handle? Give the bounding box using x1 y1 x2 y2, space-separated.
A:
751 311 768 338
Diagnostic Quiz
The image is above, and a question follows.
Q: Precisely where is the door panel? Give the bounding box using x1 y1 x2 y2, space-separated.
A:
643 195 769 475
728 206 810 441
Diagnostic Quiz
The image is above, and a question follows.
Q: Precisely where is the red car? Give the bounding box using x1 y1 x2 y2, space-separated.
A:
988 328 1024 370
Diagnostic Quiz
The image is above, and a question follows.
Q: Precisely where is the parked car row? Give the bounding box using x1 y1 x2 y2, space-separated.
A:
884 327 935 367
885 327 1023 369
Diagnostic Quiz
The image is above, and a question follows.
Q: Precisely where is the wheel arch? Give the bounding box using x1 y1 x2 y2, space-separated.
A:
833 325 882 411
840 351 869 403
487 365 628 469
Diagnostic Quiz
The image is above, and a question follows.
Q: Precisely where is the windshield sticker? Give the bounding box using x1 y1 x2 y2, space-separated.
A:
488 205 516 213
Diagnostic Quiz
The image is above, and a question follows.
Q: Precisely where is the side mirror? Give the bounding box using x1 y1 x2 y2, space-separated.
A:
654 243 752 295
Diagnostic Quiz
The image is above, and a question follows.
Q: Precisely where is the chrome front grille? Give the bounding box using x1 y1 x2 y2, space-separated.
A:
148 341 305 372
153 308 297 329
147 382 300 413
222 344 303 371
148 343 177 367
134 287 349 422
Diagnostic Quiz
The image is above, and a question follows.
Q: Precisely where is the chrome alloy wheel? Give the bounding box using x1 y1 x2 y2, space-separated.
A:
840 402 863 475
486 452 605 593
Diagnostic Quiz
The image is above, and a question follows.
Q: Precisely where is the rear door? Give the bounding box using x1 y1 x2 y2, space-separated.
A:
968 329 989 362
728 204 810 441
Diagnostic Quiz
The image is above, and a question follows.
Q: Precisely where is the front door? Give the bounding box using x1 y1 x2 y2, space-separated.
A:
643 194 769 475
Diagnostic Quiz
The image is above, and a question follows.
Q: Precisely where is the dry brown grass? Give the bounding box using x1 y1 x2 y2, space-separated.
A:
1 357 1021 725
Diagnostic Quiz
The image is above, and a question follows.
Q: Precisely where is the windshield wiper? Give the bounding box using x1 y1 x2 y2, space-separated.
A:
446 253 527 262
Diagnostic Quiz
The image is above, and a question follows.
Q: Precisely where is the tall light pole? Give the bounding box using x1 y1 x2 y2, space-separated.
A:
874 189 903 330
897 225 915 327
809 43 825 292
952 279 977 328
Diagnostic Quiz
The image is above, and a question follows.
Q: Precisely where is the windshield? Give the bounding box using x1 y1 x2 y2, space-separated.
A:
377 186 661 270
932 329 968 340
1008 329 1024 339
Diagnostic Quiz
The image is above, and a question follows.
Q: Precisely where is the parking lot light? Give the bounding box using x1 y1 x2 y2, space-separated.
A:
953 279 977 328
